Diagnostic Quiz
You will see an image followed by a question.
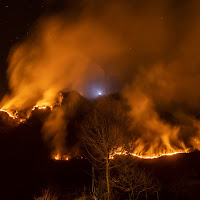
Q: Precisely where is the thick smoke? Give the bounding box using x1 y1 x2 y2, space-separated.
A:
42 91 82 159
1 0 200 156
42 105 67 159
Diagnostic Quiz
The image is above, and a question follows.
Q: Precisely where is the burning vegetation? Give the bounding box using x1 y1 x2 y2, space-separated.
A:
0 0 199 171
1 0 200 199
0 91 198 161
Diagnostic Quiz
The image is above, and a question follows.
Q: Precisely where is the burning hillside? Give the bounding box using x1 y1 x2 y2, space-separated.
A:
0 92 194 160
0 0 200 162
0 91 199 161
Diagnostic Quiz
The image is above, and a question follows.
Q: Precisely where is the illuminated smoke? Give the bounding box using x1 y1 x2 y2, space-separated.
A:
0 14 115 111
42 91 84 159
1 0 200 158
42 105 67 159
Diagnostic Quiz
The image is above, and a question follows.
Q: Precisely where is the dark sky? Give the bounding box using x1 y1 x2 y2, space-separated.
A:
0 0 192 99
0 0 42 96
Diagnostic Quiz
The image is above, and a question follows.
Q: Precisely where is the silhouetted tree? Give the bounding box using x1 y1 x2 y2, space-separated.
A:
34 188 58 200
112 160 160 200
81 97 133 200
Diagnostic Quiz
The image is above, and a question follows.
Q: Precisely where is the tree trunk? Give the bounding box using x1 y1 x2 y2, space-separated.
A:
92 166 95 195
157 191 159 200
106 157 110 200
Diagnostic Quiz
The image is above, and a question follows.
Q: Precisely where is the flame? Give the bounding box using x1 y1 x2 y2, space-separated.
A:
0 107 191 161
0 105 193 161
32 105 53 111
0 93 63 123
130 150 189 159
54 155 61 160
53 154 69 161
110 147 190 160
0 105 51 121
52 150 190 161
1 3 200 164
0 109 17 119
0 100 195 161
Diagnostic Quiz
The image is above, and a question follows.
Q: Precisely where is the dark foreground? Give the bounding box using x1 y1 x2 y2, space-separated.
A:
0 152 200 200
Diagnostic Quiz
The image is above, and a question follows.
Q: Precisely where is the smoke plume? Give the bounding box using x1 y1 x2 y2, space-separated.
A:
1 0 200 157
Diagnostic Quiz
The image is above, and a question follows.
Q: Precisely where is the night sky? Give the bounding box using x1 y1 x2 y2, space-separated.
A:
0 0 193 99
1 0 41 96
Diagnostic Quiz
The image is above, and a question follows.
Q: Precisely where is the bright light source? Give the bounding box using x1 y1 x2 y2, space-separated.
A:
98 92 102 96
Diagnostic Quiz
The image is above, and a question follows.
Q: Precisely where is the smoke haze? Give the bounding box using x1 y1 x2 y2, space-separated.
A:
1 0 200 157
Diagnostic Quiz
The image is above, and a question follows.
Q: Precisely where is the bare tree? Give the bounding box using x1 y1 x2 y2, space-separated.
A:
111 160 160 200
81 97 133 200
34 188 58 200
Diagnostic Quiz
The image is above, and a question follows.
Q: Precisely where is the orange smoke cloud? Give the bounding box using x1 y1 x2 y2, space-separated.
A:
1 0 200 158
42 105 67 159
0 12 122 111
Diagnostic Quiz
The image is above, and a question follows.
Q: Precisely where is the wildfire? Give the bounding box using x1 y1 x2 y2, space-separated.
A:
54 155 61 160
0 105 52 122
53 154 69 161
52 149 190 161
130 151 189 159
110 148 190 160
32 105 53 111
0 109 18 119
0 106 192 161
0 93 63 123
0 93 195 161
52 150 190 161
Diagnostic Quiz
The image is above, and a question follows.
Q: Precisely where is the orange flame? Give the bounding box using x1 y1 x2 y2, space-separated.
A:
32 105 53 111
110 148 190 160
0 106 194 161
0 93 63 122
130 150 189 159
53 154 69 161
0 109 17 119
